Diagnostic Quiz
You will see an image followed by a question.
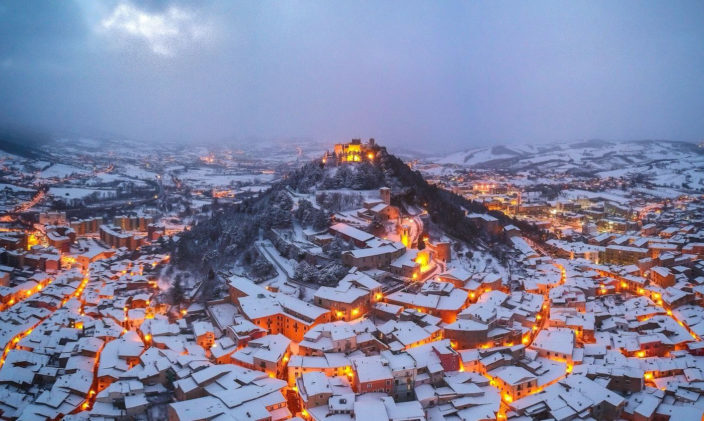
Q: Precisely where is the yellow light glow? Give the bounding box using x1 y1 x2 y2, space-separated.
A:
415 253 429 267
401 232 410 248
26 233 39 250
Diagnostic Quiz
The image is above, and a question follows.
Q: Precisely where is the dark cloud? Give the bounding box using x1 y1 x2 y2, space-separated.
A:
1 1 703 151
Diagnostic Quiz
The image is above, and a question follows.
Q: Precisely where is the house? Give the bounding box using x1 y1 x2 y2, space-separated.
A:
650 266 675 288
193 321 215 350
489 365 538 402
313 271 382 321
329 223 374 248
352 356 393 394
231 334 291 378
230 277 330 342
531 328 575 363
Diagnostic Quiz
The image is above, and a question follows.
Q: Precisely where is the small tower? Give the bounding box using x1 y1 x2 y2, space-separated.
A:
379 187 391 205
400 224 410 248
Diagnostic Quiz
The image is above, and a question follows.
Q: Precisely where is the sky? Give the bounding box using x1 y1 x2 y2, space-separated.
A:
1 1 703 152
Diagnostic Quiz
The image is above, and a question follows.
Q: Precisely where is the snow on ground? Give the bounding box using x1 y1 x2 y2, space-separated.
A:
632 187 684 199
435 147 517 166
650 169 704 189
49 187 116 201
85 173 137 186
0 151 26 161
449 246 509 283
596 166 648 178
177 169 276 188
560 189 630 205
417 165 458 176
239 185 271 193
0 183 35 193
39 164 89 179
118 164 159 180
429 141 704 178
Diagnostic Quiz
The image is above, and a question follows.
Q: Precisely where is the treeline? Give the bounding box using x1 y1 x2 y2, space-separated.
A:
171 173 330 272
282 161 384 193
171 184 291 270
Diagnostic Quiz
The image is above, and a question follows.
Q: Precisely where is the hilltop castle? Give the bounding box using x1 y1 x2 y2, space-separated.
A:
326 138 382 164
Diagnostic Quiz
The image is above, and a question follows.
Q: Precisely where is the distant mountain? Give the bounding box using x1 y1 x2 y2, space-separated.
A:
0 128 52 159
431 139 704 177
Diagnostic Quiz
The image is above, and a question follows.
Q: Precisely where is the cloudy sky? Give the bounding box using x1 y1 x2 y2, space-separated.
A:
1 1 703 151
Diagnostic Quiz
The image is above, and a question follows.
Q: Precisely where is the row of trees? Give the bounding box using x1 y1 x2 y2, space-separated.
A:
319 162 385 190
294 261 348 286
294 199 329 230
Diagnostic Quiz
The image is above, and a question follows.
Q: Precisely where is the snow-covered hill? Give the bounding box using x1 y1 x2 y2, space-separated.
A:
438 140 704 173
431 140 704 187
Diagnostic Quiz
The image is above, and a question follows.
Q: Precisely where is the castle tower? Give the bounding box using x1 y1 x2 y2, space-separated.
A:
400 224 410 248
379 187 391 205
